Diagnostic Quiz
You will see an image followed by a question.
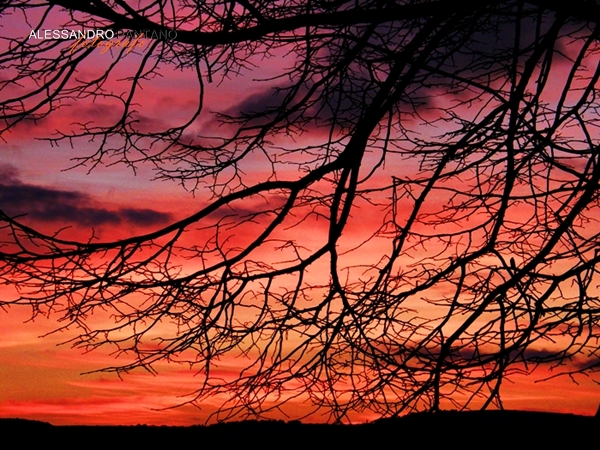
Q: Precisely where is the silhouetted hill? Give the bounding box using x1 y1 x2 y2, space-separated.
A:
0 417 53 430
1 410 596 447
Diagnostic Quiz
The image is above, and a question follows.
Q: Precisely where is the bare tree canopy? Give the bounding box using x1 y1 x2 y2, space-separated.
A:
1 0 600 421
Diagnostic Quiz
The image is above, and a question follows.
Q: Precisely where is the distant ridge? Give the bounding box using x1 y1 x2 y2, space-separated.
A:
0 410 595 446
0 418 53 429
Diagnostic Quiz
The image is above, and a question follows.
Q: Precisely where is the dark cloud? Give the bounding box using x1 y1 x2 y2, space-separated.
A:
206 200 282 222
0 165 172 227
76 102 122 122
513 348 557 362
405 345 571 364
120 208 173 226
223 81 373 132
129 113 172 133
0 164 20 182
573 356 600 371
514 348 599 368
234 89 286 116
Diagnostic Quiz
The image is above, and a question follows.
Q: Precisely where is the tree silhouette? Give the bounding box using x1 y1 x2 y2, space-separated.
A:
1 0 600 422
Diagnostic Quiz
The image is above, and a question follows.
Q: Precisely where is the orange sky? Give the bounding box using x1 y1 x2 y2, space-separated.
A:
1 4 599 425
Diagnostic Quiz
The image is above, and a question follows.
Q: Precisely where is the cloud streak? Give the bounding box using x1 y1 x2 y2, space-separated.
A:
0 164 172 227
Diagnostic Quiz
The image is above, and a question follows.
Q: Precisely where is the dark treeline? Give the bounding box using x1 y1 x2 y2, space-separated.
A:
1 411 597 446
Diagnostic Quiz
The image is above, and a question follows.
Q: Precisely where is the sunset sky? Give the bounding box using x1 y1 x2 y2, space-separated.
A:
1 1 599 425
